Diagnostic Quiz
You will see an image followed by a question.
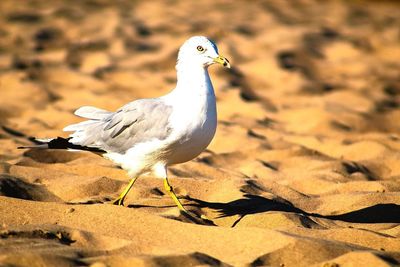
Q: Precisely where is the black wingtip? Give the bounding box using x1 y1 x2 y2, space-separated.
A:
47 137 73 149
18 144 48 149
17 137 105 153
47 137 105 153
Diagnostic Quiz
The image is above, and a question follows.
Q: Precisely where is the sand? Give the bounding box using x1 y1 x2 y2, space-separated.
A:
1 0 400 266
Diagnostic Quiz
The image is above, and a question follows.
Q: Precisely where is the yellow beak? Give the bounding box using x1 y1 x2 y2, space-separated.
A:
213 55 231 68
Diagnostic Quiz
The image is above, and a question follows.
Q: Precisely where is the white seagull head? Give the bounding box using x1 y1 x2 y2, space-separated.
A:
177 36 230 69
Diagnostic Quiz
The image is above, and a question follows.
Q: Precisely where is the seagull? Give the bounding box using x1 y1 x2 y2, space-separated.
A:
21 36 230 216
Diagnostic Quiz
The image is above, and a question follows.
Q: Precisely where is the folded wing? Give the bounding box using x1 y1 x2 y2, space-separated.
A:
64 99 173 154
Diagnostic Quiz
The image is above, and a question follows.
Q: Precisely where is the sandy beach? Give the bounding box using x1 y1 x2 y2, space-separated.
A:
1 0 400 266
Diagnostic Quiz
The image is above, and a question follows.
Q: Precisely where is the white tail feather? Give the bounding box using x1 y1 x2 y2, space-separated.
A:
63 120 97 132
74 106 111 120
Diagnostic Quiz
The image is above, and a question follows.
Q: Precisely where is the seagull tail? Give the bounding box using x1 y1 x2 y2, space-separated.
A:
18 137 71 149
17 137 105 153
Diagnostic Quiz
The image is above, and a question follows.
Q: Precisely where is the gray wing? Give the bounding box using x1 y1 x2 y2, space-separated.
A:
64 99 173 153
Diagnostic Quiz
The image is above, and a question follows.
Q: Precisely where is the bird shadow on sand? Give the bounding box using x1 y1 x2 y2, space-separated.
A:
183 194 400 227
127 203 217 226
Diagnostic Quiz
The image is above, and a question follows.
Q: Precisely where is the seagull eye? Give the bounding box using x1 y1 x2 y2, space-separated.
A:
196 45 205 52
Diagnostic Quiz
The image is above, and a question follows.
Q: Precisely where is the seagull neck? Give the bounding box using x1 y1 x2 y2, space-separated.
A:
174 64 213 95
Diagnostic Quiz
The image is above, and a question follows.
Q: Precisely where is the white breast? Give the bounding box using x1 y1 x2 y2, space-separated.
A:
162 70 217 165
167 96 216 164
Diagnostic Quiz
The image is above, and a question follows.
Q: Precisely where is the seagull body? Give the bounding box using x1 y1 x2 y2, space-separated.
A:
26 36 230 213
97 64 217 178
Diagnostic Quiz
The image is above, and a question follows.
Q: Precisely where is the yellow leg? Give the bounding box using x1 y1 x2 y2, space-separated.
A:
163 177 188 213
112 177 138 206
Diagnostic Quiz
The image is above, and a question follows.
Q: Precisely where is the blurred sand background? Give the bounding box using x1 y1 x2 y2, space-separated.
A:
1 0 400 266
